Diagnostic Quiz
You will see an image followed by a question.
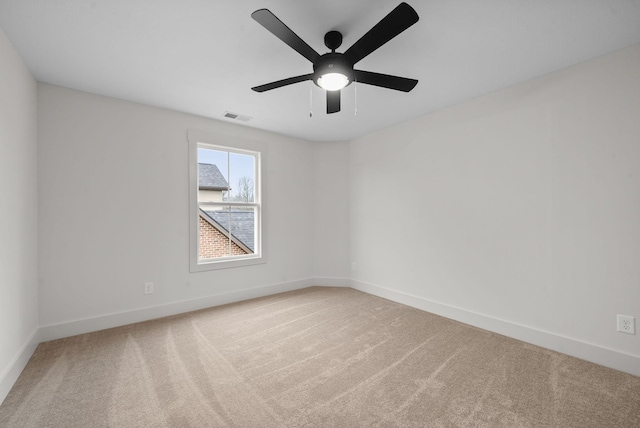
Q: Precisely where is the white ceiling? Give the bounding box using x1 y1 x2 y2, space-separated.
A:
2 0 640 142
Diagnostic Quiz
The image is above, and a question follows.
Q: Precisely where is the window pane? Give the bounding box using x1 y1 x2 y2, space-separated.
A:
190 131 264 271
228 152 255 203
199 206 256 259
198 148 230 202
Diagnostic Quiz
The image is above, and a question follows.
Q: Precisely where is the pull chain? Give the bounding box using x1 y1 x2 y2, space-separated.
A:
354 78 358 116
309 81 313 117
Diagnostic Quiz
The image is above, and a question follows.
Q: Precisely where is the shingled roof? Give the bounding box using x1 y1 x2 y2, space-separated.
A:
201 209 255 252
198 163 229 190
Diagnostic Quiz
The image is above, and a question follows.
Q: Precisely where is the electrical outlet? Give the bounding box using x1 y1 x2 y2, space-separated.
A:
617 315 635 335
351 262 357 271
144 282 154 295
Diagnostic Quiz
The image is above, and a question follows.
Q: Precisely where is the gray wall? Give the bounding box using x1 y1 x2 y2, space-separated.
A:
349 45 640 371
0 27 38 400
37 84 345 327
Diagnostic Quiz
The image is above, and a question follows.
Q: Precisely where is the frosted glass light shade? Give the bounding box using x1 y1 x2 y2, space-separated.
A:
317 73 349 91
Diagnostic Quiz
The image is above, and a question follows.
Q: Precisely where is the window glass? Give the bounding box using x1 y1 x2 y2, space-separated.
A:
189 131 265 271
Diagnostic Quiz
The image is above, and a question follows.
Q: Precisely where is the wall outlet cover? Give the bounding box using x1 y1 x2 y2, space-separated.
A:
144 282 154 295
617 314 635 335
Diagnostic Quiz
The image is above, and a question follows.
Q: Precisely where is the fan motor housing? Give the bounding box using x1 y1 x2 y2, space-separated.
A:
313 53 354 88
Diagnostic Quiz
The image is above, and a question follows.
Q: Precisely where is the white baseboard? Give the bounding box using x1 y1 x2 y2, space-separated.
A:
350 279 640 377
313 277 350 287
0 328 40 405
39 278 316 342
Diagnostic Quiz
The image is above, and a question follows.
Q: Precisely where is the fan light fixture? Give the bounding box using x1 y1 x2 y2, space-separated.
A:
313 53 353 92
250 3 420 114
317 72 349 91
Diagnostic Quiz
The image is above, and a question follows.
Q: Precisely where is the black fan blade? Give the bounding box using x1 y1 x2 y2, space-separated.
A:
344 2 419 65
252 9 320 63
252 74 313 92
327 90 341 114
354 70 418 92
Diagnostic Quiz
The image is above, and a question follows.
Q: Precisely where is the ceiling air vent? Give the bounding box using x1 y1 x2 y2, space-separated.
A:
223 111 252 122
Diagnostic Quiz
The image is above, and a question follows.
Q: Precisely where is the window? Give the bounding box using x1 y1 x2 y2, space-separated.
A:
188 130 266 271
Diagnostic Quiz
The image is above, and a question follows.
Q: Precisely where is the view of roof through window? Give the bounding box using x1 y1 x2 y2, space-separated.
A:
197 147 257 260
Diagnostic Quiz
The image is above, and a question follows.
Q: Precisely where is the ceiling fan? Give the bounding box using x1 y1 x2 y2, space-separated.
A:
251 2 419 114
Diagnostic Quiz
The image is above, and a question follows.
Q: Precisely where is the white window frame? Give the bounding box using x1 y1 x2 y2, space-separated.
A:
188 130 267 272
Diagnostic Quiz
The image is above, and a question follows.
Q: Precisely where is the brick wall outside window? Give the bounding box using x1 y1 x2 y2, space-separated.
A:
198 216 248 258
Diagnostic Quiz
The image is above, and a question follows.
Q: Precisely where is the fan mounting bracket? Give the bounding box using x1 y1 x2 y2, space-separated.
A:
324 31 343 52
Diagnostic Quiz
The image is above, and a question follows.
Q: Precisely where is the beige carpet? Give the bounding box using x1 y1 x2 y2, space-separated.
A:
1 287 639 427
